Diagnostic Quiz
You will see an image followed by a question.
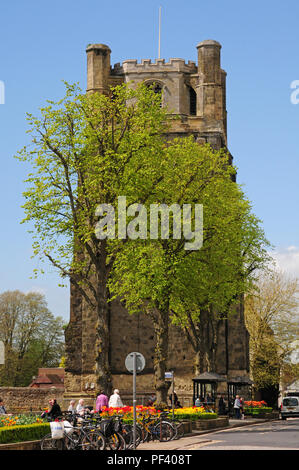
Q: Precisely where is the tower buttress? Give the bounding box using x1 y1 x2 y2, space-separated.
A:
196 40 225 126
86 44 111 95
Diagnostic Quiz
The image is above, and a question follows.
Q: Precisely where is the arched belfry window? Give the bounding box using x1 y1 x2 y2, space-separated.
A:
146 81 164 107
189 86 197 116
151 83 163 95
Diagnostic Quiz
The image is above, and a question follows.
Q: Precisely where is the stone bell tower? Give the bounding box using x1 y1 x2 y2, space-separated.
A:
64 41 250 406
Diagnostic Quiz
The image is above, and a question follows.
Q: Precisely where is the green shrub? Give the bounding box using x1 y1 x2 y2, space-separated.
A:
167 412 218 421
198 413 218 420
244 407 272 415
0 423 50 444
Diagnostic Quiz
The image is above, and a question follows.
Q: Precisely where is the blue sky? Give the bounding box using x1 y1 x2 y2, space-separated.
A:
0 0 299 320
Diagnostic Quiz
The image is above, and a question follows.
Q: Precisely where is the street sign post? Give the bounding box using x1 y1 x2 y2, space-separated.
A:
165 371 175 419
125 352 145 374
125 352 145 450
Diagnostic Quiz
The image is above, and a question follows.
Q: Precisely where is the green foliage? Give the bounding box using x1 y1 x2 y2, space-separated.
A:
16 81 172 391
244 407 273 415
168 412 217 421
16 82 168 293
0 414 44 427
245 271 299 392
108 138 271 378
196 413 218 420
0 290 65 386
0 423 50 444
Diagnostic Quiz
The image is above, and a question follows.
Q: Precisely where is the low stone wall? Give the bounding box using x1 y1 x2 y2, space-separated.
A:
246 411 279 420
0 440 41 450
192 416 229 431
0 387 65 414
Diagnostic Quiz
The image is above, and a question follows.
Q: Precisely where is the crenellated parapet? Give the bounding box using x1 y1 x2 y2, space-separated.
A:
122 58 197 74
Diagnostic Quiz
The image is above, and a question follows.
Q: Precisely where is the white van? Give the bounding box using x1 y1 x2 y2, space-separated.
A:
281 396 299 420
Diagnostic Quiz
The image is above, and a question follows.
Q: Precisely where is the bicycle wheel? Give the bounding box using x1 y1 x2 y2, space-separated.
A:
121 425 133 449
138 424 149 443
135 424 143 446
93 431 106 450
106 432 122 450
65 429 81 450
116 432 126 450
167 421 178 440
176 422 184 439
81 436 95 450
40 433 65 450
154 421 175 442
122 424 142 449
80 427 105 451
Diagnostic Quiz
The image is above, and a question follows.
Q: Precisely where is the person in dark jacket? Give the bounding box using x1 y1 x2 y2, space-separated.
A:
218 395 226 415
169 391 182 408
46 399 62 420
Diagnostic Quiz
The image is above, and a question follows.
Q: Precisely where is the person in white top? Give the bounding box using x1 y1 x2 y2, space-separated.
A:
68 400 76 413
76 398 86 415
108 389 124 408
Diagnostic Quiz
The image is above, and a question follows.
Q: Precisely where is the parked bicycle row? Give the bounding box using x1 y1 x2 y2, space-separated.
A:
40 409 185 450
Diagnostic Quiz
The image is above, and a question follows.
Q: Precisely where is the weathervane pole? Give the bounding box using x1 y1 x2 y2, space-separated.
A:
158 6 161 59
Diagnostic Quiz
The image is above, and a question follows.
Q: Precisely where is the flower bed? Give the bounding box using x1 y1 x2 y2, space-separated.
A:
0 414 50 444
170 407 217 421
0 414 44 427
99 405 217 422
243 401 273 415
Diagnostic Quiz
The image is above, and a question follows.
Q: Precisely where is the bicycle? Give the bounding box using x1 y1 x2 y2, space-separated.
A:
137 412 175 442
161 413 185 440
40 413 106 451
94 415 127 450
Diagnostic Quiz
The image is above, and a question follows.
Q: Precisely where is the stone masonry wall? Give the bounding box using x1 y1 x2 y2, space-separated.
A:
0 388 65 414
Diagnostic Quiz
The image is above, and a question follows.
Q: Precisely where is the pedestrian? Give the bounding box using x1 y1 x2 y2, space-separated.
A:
108 389 124 408
169 391 182 408
95 390 109 413
218 395 226 415
68 400 76 413
47 399 62 420
240 396 245 419
147 393 156 406
76 398 87 415
195 397 201 407
0 398 7 415
169 391 178 407
233 395 241 419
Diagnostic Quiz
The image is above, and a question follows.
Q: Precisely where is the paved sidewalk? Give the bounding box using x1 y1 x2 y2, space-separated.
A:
137 417 279 450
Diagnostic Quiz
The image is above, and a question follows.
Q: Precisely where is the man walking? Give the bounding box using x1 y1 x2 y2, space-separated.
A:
234 395 241 419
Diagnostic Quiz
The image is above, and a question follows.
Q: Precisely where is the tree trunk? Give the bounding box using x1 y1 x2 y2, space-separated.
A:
194 350 201 376
95 242 112 395
95 299 112 394
153 307 169 406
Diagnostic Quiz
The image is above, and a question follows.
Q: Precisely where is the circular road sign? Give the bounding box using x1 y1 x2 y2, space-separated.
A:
125 352 146 374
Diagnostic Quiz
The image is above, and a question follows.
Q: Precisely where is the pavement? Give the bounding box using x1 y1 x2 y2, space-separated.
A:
137 417 279 450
